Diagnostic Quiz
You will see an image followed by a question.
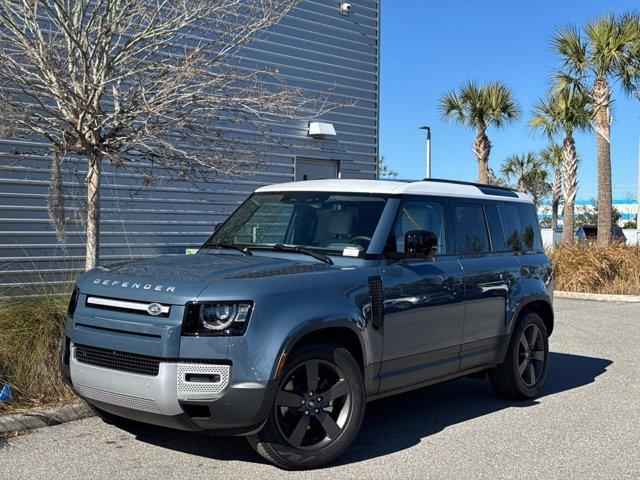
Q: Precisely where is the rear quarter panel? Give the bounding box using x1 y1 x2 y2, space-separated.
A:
507 253 553 335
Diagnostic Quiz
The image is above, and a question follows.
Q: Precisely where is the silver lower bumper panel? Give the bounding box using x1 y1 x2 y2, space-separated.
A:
70 344 231 415
76 383 163 414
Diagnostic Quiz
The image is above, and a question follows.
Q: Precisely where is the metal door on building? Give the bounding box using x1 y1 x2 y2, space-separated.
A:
295 158 339 181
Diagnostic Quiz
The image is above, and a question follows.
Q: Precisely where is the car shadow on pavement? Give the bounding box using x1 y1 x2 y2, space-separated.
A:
122 351 612 466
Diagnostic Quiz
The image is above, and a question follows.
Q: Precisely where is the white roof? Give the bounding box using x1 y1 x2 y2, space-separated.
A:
256 179 532 203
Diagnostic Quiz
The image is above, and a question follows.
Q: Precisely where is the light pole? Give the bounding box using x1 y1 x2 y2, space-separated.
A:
419 126 431 179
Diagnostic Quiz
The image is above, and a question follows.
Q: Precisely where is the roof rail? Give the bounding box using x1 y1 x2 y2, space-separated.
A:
420 177 517 192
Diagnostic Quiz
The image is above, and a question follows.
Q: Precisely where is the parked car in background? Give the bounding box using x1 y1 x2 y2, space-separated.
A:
553 225 627 246
61 178 554 470
576 225 627 244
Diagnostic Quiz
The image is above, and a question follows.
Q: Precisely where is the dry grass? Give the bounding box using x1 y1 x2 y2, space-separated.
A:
0 293 76 413
551 243 640 295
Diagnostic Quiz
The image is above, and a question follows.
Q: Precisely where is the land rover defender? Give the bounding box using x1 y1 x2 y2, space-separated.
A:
61 178 553 469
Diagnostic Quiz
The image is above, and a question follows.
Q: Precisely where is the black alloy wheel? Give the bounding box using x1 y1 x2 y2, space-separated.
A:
489 311 549 400
518 323 546 387
274 359 351 450
247 341 365 470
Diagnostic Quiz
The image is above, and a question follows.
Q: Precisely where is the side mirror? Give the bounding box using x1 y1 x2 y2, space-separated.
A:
404 230 438 259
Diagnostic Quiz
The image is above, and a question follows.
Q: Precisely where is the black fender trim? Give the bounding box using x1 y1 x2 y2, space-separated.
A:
509 295 553 333
499 294 554 364
275 319 367 372
271 318 375 391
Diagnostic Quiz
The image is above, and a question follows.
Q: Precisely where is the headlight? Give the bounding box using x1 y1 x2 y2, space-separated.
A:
182 302 252 336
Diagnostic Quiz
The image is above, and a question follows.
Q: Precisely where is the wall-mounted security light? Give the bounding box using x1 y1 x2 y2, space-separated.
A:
339 2 352 16
308 122 337 138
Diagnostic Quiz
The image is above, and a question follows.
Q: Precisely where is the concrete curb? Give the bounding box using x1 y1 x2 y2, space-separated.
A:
555 291 640 303
0 402 94 435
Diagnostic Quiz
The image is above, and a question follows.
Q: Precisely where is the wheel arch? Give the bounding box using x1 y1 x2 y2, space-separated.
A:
273 321 366 380
512 296 554 337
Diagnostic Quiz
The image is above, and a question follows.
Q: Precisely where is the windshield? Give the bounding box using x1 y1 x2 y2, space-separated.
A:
203 192 388 257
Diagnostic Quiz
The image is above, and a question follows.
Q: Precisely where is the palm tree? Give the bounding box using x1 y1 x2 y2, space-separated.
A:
501 152 550 209
540 144 564 231
501 152 537 193
530 85 592 243
439 81 520 184
553 14 640 244
621 14 640 97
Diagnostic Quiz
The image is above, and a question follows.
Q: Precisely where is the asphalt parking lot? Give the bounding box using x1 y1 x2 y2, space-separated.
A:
1 298 638 479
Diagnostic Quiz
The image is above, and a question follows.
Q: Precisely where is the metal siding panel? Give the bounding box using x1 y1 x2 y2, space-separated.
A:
0 0 379 293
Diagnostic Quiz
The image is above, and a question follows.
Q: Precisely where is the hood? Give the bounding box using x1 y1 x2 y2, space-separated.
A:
76 252 333 303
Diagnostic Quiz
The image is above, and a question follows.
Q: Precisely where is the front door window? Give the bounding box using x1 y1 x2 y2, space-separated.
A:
387 200 447 256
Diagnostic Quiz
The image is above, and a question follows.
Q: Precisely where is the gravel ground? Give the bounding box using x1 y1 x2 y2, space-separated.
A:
1 298 638 479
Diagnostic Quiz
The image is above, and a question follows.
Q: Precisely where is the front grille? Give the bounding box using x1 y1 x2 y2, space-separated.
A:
74 344 161 376
85 296 170 318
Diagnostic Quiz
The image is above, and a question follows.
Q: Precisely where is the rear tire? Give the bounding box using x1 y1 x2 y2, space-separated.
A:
489 312 549 400
247 340 365 470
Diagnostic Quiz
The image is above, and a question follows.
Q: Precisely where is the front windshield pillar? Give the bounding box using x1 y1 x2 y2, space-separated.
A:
367 197 402 256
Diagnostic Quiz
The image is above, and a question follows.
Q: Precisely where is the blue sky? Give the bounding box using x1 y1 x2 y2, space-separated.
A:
380 0 640 201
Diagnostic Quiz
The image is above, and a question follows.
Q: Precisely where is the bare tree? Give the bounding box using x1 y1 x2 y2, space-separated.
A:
377 155 398 179
0 0 335 269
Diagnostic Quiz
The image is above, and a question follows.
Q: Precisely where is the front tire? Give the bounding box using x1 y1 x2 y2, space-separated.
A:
489 312 549 400
247 340 365 470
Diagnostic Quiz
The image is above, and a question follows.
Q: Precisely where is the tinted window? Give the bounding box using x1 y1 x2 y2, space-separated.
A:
389 200 447 255
500 203 543 252
485 203 507 251
453 204 490 254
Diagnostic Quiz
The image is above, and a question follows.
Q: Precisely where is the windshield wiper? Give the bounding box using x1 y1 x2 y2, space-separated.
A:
202 242 252 256
250 244 333 265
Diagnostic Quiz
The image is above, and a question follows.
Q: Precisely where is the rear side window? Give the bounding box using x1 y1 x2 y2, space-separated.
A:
500 203 543 253
452 204 490 254
484 203 508 251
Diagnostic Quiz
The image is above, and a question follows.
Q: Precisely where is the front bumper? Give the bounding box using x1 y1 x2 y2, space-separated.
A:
66 343 275 434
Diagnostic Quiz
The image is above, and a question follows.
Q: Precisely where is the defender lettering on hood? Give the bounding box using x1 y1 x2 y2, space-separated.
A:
92 278 176 292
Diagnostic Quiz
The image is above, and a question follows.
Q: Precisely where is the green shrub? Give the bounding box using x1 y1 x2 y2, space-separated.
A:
0 293 76 412
551 243 640 295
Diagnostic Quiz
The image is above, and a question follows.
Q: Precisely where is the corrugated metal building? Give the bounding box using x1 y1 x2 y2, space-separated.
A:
0 0 380 295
